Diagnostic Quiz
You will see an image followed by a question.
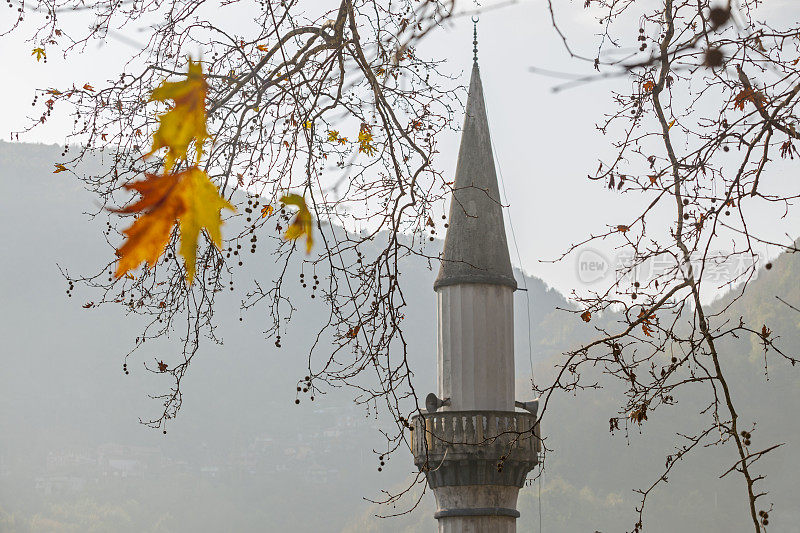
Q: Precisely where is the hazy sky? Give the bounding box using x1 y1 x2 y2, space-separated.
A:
4 0 798 302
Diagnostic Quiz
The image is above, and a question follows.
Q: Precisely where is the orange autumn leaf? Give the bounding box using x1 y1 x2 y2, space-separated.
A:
346 325 360 338
617 225 630 233
638 309 654 337
280 193 314 253
260 205 274 218
147 59 209 172
733 88 765 111
83 83 94 91
53 163 68 173
580 310 592 322
114 168 234 283
642 80 655 92
256 44 269 52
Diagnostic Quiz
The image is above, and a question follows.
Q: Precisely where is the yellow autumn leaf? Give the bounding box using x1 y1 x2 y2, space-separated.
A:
256 44 269 52
667 119 676 130
147 59 209 173
32 47 46 61
260 205 274 218
114 167 234 284
358 124 376 156
53 163 68 173
327 130 340 142
280 193 314 253
176 168 235 284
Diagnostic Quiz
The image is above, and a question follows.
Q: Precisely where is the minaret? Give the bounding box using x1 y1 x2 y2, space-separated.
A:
411 21 539 532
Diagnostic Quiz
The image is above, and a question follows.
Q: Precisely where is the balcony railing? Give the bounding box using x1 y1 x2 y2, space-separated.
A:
411 410 539 463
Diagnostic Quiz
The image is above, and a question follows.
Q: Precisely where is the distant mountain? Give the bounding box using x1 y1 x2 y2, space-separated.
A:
1 142 799 532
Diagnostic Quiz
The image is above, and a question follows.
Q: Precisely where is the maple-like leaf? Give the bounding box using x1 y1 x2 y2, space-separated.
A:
733 88 765 111
114 168 234 283
358 124 376 155
53 163 68 173
256 44 269 52
31 47 46 61
176 168 235 284
114 172 186 279
639 309 654 337
83 83 94 91
642 80 655 92
617 225 630 233
147 59 209 172
157 360 168 372
281 193 314 253
260 205 274 218
580 310 592 322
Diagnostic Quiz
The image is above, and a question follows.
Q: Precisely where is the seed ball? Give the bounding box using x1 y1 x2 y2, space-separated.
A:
725 210 730 216
704 48 724 67
295 399 300 404
631 293 637 299
634 281 640 287
708 7 730 28
671 357 677 363
723 145 730 152
765 262 772 270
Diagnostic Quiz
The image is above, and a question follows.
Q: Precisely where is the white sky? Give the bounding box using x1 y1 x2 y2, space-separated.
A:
3 0 799 302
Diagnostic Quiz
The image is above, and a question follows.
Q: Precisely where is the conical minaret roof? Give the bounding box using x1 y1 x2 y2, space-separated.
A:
434 61 517 290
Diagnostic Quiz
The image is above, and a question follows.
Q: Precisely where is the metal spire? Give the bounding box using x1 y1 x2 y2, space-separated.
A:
472 16 479 63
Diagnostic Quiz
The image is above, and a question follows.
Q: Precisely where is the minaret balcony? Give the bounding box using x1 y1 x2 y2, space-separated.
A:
411 410 540 489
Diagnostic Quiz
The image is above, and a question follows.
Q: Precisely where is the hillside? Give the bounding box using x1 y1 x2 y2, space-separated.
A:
1 142 799 532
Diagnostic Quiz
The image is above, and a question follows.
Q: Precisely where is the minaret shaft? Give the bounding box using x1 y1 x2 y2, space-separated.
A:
437 283 514 411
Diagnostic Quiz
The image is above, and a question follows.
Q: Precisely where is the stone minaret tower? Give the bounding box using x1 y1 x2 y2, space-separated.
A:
411 25 540 533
